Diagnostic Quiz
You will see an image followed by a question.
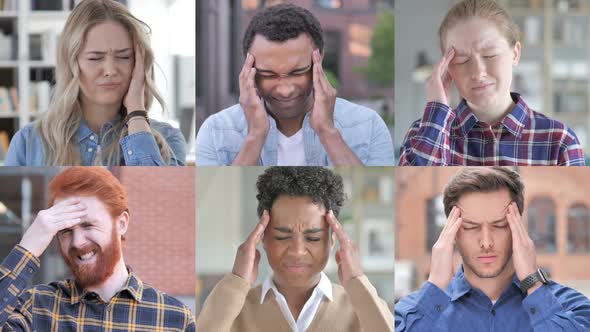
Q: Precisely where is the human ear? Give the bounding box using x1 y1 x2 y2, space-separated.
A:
512 42 521 66
116 211 129 237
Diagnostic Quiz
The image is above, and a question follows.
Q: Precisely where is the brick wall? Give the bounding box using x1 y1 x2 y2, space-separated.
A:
396 167 590 285
116 167 195 297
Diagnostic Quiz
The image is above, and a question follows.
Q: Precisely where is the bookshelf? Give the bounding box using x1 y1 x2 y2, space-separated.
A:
330 167 395 308
0 0 72 162
502 0 590 154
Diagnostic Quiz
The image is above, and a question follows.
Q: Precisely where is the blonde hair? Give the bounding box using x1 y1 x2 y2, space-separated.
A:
37 0 173 165
439 0 520 52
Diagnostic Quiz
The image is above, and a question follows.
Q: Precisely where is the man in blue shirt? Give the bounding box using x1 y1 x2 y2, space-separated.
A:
195 4 394 166
395 167 590 331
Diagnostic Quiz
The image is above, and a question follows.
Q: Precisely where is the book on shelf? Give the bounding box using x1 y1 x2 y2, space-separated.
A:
31 0 64 11
0 130 9 160
0 0 18 11
0 87 13 113
29 81 51 114
0 31 13 60
29 31 58 63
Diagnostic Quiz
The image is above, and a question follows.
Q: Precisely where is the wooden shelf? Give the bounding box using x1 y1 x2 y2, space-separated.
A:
0 113 19 118
0 12 18 18
0 61 18 68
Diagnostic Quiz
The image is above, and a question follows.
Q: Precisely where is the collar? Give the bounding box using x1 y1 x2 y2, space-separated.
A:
77 112 123 143
69 269 144 304
260 271 333 305
454 93 531 138
448 265 522 302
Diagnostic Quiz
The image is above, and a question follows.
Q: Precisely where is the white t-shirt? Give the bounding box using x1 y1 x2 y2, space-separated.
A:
277 129 306 166
261 272 333 332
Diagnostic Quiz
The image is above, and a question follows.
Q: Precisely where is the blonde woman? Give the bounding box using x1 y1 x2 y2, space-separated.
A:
399 0 585 166
5 0 185 166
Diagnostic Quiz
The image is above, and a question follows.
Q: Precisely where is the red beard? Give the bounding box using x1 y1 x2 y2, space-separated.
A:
61 228 121 289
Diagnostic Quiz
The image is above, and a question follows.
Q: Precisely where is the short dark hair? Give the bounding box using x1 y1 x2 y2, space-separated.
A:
256 167 345 218
242 3 324 57
443 167 525 217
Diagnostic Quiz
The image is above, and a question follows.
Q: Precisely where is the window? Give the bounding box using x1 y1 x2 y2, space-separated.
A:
527 197 557 253
315 0 343 9
567 203 590 253
426 195 445 252
323 30 341 85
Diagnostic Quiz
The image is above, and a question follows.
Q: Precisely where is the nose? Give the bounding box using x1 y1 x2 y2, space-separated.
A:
71 229 88 249
103 56 118 77
470 56 487 81
288 235 307 257
273 79 297 99
480 225 494 250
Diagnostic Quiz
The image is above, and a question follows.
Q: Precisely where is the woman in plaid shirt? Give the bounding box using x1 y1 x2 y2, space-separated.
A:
399 0 585 166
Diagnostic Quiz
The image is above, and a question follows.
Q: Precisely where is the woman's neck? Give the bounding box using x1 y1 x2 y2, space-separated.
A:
81 101 121 134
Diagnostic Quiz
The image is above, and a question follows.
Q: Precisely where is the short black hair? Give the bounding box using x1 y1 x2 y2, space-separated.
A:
256 167 345 218
242 3 324 57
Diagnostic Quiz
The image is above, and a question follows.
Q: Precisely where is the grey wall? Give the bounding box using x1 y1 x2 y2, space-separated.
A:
394 0 454 157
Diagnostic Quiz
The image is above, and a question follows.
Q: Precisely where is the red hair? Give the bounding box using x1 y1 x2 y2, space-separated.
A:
49 167 128 219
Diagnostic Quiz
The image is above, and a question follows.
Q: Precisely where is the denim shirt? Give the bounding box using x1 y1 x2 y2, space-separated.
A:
4 116 186 166
195 98 394 166
395 266 590 331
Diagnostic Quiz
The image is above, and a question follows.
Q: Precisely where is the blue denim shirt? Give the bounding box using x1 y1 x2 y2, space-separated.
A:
5 116 186 166
395 266 590 331
195 98 394 166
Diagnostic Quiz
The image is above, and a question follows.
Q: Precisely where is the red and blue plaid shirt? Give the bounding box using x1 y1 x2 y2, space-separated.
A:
399 93 585 166
0 245 195 331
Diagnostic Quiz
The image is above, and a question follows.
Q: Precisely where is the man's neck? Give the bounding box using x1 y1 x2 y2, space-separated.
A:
81 99 121 134
86 257 129 302
463 263 515 302
274 274 321 321
467 93 515 125
276 114 306 137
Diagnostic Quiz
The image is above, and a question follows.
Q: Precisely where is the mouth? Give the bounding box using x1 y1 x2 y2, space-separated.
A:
98 82 121 89
271 95 302 106
285 263 310 273
471 82 494 92
477 255 497 263
76 249 97 263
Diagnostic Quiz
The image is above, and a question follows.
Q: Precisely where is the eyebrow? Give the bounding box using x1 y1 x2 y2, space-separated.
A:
255 64 312 75
272 226 325 234
462 217 507 225
85 48 132 55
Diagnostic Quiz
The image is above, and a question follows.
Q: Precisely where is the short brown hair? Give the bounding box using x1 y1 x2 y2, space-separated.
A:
443 167 524 217
439 0 520 52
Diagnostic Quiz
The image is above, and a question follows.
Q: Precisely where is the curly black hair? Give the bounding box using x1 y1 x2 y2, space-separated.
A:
242 3 324 57
256 167 345 218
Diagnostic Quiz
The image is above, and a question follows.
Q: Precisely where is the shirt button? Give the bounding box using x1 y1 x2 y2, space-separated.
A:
127 150 133 155
90 135 95 140
530 307 536 315
491 309 496 316
435 305 443 312
27 267 33 274
88 147 93 153
2 297 8 303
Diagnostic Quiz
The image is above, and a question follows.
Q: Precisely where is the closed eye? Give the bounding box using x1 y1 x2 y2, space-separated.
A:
306 237 321 242
275 236 291 241
484 55 498 59
462 226 479 231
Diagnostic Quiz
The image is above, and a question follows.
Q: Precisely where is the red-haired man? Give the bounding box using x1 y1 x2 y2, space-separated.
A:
0 167 195 331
